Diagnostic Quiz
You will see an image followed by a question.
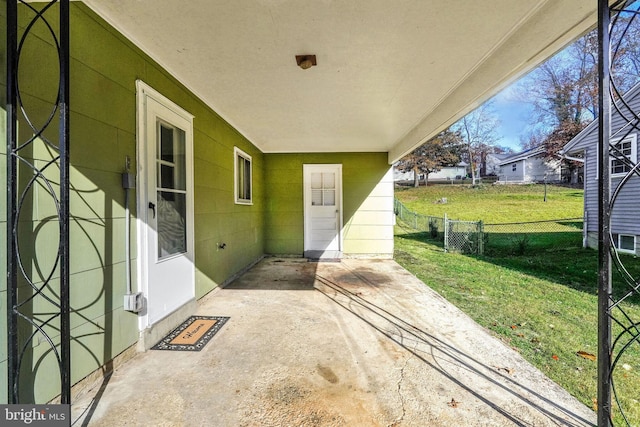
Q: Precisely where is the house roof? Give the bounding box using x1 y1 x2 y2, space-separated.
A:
83 0 602 163
498 145 545 166
561 80 640 155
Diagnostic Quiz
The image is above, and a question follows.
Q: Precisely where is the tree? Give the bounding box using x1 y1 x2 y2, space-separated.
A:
518 14 640 156
451 102 501 185
397 130 463 187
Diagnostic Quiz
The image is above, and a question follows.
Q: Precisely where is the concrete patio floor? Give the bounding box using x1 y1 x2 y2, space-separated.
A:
72 258 596 426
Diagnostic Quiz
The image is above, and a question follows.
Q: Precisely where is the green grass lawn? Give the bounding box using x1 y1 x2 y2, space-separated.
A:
395 183 584 222
393 184 640 424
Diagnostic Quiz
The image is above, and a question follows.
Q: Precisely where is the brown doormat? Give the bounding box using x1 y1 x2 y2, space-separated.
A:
152 316 229 351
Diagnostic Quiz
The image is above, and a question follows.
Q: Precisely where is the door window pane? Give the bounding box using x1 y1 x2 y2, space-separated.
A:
311 172 322 189
312 189 323 206
323 189 335 206
323 173 335 189
309 171 336 206
157 122 186 191
157 191 187 258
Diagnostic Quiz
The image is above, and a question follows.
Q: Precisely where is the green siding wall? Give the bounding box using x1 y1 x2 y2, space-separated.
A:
0 3 264 403
264 153 393 256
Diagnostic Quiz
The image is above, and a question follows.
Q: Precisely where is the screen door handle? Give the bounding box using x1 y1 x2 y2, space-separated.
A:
148 202 156 219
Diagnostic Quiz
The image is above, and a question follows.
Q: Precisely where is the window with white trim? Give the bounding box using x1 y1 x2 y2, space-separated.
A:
613 233 636 254
234 147 252 204
610 134 637 177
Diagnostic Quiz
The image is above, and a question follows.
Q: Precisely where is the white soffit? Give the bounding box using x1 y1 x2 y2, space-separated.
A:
82 0 600 163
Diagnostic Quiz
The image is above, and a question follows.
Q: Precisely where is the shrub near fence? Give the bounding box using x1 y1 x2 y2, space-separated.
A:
394 199 584 255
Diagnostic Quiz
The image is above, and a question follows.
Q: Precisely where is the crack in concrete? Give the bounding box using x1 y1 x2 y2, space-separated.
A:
389 344 416 427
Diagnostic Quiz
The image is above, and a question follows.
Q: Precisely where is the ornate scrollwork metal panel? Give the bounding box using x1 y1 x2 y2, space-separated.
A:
600 1 640 425
6 0 70 404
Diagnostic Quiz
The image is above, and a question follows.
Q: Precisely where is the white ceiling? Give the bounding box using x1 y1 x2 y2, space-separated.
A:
83 0 600 163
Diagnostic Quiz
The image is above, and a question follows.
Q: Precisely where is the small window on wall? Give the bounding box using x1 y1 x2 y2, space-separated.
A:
610 134 637 177
234 147 252 205
512 164 517 172
613 233 636 254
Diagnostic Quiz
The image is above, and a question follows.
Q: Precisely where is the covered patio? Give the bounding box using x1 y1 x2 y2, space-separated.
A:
5 1 624 424
72 258 595 426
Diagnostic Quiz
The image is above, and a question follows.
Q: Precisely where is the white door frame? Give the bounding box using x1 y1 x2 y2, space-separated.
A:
136 80 195 330
303 164 343 254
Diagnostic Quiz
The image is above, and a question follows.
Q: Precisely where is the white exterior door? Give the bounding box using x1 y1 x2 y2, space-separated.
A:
137 81 195 328
304 164 342 256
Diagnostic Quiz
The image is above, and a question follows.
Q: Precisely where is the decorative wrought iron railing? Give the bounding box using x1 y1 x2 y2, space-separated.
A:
6 0 70 403
599 1 640 425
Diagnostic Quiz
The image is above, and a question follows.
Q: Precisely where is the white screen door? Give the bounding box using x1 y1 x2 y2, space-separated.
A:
137 81 195 328
304 164 342 257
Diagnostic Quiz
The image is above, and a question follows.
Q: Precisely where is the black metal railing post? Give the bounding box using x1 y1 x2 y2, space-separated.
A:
59 0 71 405
6 0 19 405
5 0 71 404
597 0 612 425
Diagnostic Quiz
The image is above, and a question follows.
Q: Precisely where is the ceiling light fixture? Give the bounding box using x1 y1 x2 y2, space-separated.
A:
295 54 317 70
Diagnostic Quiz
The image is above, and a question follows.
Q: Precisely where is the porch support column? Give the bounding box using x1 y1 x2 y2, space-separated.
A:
6 0 19 405
597 0 612 425
59 0 71 405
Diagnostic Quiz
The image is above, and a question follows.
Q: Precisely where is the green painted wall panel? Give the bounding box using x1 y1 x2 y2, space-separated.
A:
0 287 6 363
0 360 6 404
70 7 147 90
70 113 122 172
72 61 136 132
264 153 392 256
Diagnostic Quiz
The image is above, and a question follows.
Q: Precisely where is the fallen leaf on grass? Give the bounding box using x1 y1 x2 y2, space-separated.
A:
510 325 518 329
447 398 459 408
576 350 596 361
552 354 559 361
592 398 598 411
516 333 525 338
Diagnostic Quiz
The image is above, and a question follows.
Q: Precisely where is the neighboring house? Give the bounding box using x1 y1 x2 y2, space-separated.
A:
561 83 640 255
483 153 509 176
1 1 603 404
393 167 415 183
393 162 468 183
497 146 562 183
428 162 469 180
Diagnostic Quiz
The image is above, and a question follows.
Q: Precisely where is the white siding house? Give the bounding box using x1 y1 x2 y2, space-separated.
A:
393 163 469 183
498 146 562 184
484 153 509 176
561 83 640 255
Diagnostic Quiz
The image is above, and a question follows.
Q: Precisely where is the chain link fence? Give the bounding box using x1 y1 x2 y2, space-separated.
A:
394 199 584 255
394 199 484 254
483 218 584 254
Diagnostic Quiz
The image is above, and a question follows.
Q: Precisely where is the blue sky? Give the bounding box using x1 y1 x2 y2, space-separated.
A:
491 83 536 152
